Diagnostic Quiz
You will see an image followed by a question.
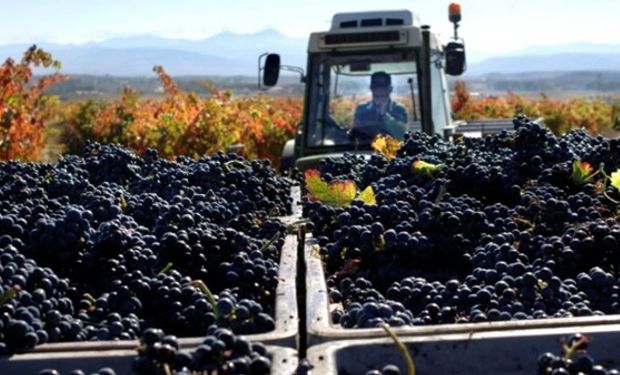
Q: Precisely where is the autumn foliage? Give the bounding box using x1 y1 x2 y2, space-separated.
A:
0 46 65 160
62 67 302 168
3 45 620 166
451 79 618 134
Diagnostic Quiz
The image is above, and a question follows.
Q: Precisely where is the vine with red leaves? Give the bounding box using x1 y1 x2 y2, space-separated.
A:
0 46 65 160
451 79 618 134
63 66 301 168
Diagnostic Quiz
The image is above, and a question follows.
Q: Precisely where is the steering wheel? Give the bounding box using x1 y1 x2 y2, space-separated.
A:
348 126 377 141
350 124 402 141
317 117 350 143
321 116 348 132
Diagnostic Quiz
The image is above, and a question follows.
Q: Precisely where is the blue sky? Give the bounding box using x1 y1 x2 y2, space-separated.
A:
2 0 620 59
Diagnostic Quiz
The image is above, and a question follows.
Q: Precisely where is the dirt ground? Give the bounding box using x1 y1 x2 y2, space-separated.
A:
40 121 66 163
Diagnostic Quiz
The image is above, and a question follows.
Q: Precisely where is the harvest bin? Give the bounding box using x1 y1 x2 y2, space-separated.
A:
306 324 620 375
0 346 298 375
305 236 620 346
32 232 299 353
177 232 299 348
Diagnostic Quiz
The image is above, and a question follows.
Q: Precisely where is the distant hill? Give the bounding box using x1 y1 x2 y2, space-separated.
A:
0 29 307 76
41 47 243 76
454 70 620 94
467 52 620 76
90 29 307 66
511 42 620 56
1 32 620 76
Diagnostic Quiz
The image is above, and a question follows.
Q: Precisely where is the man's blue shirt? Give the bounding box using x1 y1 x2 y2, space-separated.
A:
353 100 408 138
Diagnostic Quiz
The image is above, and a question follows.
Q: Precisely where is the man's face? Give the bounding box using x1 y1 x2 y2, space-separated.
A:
372 86 390 105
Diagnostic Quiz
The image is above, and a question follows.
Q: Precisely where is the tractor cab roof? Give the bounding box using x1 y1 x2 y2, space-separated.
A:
330 10 419 30
307 10 441 53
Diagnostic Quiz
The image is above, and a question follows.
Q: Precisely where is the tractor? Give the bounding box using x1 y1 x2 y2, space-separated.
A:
259 4 512 173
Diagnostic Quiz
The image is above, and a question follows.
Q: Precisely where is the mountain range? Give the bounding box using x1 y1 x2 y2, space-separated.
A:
0 29 307 76
466 52 620 76
0 30 619 76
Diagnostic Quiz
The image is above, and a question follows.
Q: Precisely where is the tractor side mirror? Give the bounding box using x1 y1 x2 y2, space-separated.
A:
445 41 466 76
263 54 281 87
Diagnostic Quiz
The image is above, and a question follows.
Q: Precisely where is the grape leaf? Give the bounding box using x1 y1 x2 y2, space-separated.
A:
412 160 441 178
327 180 357 206
358 185 377 205
304 169 329 196
371 134 402 160
304 169 357 207
571 160 593 186
335 258 361 277
610 169 620 193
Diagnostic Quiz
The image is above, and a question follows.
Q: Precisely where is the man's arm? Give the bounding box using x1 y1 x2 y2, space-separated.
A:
382 103 407 138
352 105 363 128
391 103 408 123
353 103 372 129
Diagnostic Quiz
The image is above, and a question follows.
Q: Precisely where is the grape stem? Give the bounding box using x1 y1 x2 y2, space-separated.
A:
434 182 447 203
82 292 97 304
596 163 620 203
119 193 127 208
380 323 415 375
286 219 310 234
158 262 174 275
190 279 219 316
603 191 620 204
562 335 591 359
223 160 250 172
259 231 281 252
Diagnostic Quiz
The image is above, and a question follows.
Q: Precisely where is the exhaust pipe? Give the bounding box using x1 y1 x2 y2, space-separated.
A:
420 25 434 136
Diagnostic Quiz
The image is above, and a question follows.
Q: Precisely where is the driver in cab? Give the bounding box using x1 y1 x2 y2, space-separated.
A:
352 71 407 140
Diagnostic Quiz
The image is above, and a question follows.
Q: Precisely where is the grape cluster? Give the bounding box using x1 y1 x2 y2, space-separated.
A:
537 333 620 374
304 116 620 329
365 364 402 375
38 368 115 375
36 326 273 375
132 327 271 375
0 143 291 353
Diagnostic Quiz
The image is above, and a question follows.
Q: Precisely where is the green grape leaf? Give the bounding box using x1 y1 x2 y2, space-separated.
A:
610 169 620 193
571 160 594 186
0 285 20 305
358 185 377 205
304 169 330 198
371 134 402 160
304 169 357 207
412 160 441 179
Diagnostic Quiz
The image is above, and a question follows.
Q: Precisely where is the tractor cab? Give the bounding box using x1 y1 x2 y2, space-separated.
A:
260 6 466 172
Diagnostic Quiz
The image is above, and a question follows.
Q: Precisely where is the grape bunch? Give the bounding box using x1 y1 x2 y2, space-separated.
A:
537 333 620 374
35 326 274 375
38 368 115 375
0 143 292 354
304 116 620 329
132 327 271 375
365 364 403 375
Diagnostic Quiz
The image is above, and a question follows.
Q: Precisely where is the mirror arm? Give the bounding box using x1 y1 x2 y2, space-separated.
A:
281 65 306 83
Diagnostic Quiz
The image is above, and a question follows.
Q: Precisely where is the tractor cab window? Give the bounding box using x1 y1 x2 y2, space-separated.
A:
306 51 419 147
